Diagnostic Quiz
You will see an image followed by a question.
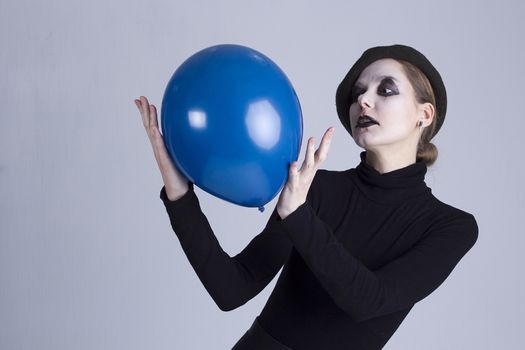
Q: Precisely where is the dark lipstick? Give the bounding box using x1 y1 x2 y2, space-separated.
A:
356 115 379 128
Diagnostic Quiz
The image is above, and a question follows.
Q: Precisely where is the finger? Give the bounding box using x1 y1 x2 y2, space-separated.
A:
140 96 150 119
141 95 150 108
137 96 151 128
289 161 299 180
150 104 159 129
299 137 315 173
138 96 145 112
135 98 149 128
315 127 335 163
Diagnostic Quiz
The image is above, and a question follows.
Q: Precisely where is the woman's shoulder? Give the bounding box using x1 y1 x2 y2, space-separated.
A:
425 194 479 246
305 168 352 210
310 168 352 193
428 194 477 223
313 168 351 183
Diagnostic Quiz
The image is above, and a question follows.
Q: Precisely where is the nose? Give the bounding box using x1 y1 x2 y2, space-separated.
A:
357 91 373 110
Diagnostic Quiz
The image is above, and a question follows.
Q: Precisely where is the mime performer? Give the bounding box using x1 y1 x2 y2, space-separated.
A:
135 44 479 350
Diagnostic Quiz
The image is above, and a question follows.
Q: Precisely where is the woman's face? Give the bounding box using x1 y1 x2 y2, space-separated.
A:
348 58 427 152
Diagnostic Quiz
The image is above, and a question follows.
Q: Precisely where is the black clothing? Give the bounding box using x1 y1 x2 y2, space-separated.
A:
159 151 478 349
232 316 293 350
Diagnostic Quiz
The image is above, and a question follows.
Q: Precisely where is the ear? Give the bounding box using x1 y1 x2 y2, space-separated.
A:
419 102 435 127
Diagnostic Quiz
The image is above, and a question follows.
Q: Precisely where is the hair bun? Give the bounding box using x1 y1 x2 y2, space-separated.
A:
417 142 438 166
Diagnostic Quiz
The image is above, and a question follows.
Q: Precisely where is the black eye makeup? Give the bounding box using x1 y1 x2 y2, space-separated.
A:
350 77 399 103
350 87 365 103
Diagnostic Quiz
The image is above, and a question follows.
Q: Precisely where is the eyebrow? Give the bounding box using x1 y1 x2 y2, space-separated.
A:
354 75 399 89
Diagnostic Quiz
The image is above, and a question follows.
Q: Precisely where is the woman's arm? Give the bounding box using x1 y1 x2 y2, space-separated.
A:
137 93 294 311
160 182 294 311
274 199 479 322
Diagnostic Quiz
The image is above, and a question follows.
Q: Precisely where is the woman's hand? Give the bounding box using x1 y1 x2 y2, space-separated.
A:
276 127 335 220
135 96 190 201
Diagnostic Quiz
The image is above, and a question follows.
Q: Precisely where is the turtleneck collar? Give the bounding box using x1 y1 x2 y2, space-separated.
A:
349 151 431 204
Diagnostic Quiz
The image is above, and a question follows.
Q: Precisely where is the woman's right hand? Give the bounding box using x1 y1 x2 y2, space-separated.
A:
135 96 189 201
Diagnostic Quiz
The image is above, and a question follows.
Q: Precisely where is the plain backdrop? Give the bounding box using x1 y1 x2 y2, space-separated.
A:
2 0 524 349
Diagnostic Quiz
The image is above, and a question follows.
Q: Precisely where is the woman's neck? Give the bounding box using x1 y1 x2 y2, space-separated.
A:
364 148 418 174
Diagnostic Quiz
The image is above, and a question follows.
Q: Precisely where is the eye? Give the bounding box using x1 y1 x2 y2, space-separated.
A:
378 79 399 96
379 86 394 95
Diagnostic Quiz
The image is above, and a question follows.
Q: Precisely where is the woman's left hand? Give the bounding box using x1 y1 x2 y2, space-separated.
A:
276 127 335 220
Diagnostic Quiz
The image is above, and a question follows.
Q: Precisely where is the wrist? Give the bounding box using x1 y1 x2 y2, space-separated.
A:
165 184 189 201
277 201 305 221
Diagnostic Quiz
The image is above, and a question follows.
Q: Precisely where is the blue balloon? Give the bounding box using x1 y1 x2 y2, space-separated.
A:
161 44 303 211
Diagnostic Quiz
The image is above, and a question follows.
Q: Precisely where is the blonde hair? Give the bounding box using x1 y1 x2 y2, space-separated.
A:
398 60 439 167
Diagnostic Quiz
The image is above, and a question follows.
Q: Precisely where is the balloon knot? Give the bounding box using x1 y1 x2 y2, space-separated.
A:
258 206 265 213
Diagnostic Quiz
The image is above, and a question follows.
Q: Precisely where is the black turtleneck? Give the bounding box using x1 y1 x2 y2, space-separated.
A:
159 151 479 349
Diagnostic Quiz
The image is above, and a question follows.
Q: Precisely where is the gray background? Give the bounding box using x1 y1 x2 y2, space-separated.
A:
1 0 523 349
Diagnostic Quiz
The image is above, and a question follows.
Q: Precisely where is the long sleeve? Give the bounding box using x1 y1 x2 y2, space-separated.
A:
273 195 479 322
159 182 293 311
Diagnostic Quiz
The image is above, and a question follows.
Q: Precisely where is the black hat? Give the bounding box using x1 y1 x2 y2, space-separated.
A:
335 44 447 139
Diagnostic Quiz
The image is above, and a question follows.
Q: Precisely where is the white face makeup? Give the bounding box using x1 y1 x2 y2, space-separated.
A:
348 58 422 152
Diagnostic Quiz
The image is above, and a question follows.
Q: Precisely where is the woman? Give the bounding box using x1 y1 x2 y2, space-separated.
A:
134 44 479 349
